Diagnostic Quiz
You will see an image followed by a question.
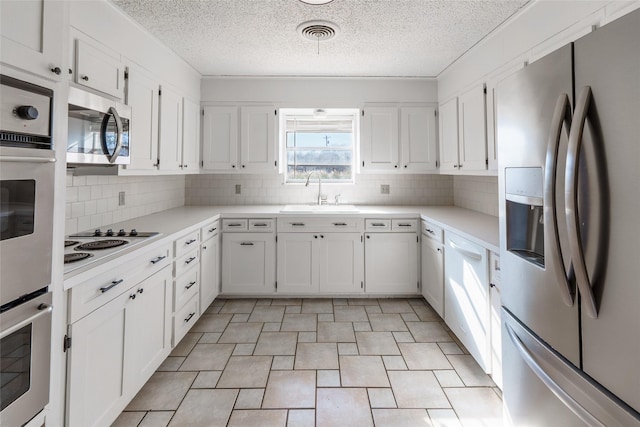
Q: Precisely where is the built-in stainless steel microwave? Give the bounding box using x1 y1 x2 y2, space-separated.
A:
67 87 131 165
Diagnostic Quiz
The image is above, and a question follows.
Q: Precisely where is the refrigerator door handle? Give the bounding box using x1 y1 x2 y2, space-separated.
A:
565 86 598 319
505 322 605 427
544 93 575 306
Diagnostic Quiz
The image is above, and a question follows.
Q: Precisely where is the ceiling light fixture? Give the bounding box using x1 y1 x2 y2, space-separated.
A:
298 0 334 5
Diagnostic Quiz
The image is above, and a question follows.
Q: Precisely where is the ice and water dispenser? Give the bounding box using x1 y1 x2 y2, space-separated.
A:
505 167 545 267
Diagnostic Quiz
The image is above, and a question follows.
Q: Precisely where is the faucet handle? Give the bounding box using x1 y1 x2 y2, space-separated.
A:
334 194 341 205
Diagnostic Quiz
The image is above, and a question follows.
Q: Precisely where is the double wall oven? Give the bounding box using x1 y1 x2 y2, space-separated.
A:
0 75 55 426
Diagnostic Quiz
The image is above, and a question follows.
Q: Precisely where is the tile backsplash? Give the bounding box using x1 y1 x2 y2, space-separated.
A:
185 173 454 206
65 171 185 235
453 175 499 217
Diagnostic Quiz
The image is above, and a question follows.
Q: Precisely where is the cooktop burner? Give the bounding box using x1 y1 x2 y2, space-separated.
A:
65 252 93 264
75 239 129 250
65 240 80 247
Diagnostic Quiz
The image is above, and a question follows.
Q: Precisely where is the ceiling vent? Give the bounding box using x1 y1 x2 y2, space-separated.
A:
297 20 340 42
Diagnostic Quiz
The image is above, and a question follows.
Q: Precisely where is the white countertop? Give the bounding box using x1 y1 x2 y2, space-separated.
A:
64 205 499 286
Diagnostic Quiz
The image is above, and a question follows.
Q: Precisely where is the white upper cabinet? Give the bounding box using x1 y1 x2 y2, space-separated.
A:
181 97 200 172
240 106 277 173
0 0 65 81
202 106 239 171
458 85 488 171
361 107 400 172
400 106 438 172
439 85 488 173
73 36 124 99
158 85 183 171
124 65 159 171
201 105 277 173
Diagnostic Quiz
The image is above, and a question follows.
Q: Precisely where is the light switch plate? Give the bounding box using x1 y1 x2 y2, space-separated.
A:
381 184 390 194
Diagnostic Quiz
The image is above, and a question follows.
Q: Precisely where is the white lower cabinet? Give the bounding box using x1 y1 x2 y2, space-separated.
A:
364 231 420 295
200 222 220 312
66 266 172 427
421 234 444 317
277 232 364 295
489 251 503 389
222 232 276 294
444 231 490 372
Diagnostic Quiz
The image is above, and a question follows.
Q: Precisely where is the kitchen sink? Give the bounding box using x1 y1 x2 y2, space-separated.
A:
280 204 359 214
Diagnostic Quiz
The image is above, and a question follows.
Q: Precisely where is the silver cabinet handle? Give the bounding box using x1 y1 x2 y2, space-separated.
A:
1 303 52 339
150 255 167 264
185 239 197 245
184 312 195 322
544 93 575 307
227 223 243 227
208 227 217 232
253 223 268 227
291 222 305 227
397 223 412 227
240 242 254 246
449 240 482 261
371 223 386 227
332 222 347 226
565 86 598 319
185 256 197 264
185 281 196 290
100 279 124 293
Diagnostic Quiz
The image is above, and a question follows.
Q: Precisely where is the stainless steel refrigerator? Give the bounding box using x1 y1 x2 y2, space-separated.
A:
497 9 640 426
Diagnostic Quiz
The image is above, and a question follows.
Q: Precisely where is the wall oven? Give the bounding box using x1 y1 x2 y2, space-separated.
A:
67 86 131 165
0 74 55 426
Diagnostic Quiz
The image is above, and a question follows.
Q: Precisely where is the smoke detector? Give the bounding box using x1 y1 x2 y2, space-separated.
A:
297 20 340 43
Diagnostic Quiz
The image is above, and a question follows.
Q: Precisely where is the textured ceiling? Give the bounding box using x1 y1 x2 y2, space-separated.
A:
111 0 530 77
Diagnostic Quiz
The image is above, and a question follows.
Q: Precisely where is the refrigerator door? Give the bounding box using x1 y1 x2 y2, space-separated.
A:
503 309 640 427
572 9 640 414
497 44 580 366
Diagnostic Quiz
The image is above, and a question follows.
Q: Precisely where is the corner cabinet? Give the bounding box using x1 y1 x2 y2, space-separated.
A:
201 105 277 173
0 0 65 81
360 105 437 173
439 84 488 173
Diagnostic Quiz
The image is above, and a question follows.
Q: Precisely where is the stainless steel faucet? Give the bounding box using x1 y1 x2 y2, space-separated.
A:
305 171 326 205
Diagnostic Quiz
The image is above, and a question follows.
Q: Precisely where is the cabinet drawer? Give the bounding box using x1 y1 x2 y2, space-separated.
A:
175 231 200 257
249 219 274 232
223 219 248 231
489 251 501 288
173 293 199 346
200 220 219 243
278 217 363 232
175 248 200 277
69 243 171 323
174 268 199 310
365 219 391 231
392 219 418 232
421 220 443 243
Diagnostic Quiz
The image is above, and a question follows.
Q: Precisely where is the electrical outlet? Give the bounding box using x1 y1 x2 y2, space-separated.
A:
381 184 390 195
118 191 125 206
235 184 242 195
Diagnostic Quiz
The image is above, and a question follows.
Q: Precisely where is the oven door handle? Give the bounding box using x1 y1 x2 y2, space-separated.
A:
100 106 123 164
0 303 52 339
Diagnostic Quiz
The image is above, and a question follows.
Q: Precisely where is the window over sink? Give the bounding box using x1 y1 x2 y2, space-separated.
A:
280 108 359 184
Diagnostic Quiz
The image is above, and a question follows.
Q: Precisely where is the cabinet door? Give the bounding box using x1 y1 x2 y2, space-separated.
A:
124 267 172 396
365 233 419 294
458 85 487 171
202 106 239 171
438 97 460 171
181 97 200 171
125 65 159 171
67 291 128 427
240 106 276 173
361 107 399 172
421 236 444 317
222 233 276 294
158 85 183 171
75 38 124 99
200 233 220 312
0 0 65 80
400 106 438 172
277 233 319 294
444 232 489 372
319 233 364 294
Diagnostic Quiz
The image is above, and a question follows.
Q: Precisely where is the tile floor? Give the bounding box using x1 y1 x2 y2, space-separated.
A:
113 298 502 427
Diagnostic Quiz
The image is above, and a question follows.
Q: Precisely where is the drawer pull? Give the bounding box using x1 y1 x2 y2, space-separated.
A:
227 223 243 227
184 312 195 323
185 239 197 245
332 222 347 226
371 223 386 227
253 223 268 227
185 281 196 290
397 223 412 227
100 279 123 293
426 228 435 234
150 255 167 264
208 227 217 232
291 222 305 227
185 256 197 265
240 242 254 246
137 288 144 294
129 293 136 300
